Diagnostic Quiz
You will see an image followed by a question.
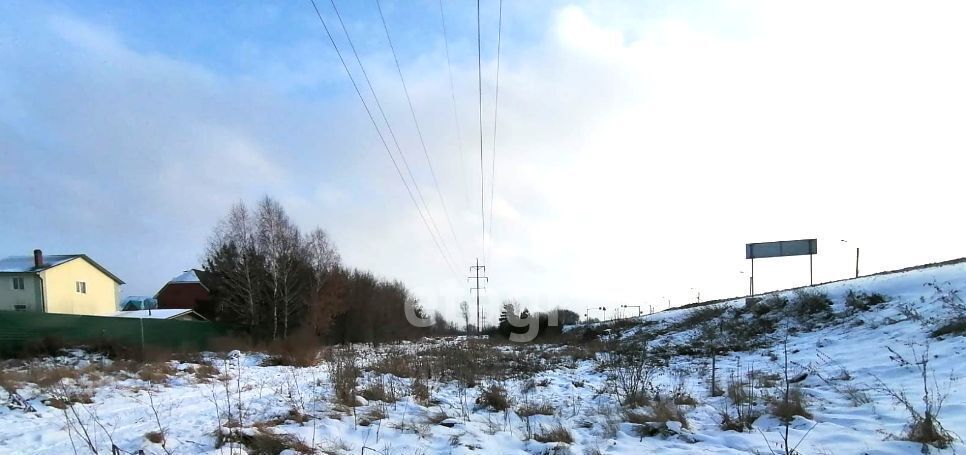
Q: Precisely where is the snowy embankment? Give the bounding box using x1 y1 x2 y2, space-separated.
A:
0 261 964 455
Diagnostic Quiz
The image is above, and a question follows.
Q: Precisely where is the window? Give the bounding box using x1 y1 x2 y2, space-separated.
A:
13 304 26 312
12 277 24 290
76 281 87 294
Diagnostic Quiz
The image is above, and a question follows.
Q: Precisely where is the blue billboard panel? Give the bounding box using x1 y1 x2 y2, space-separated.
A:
746 239 817 259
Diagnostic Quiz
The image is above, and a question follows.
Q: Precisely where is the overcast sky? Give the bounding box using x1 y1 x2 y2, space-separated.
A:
2 1 964 322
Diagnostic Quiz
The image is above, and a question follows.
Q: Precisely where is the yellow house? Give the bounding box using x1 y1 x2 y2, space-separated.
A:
0 250 123 316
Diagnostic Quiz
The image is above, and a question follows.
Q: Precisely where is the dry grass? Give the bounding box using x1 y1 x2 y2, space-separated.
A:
624 400 689 430
727 376 751 405
28 366 80 388
330 350 359 407
747 369 781 388
906 414 955 449
410 376 430 403
261 334 320 367
475 383 511 411
137 362 176 384
719 408 763 432
99 359 142 377
790 290 833 318
0 369 29 393
517 402 556 417
144 430 165 444
533 423 574 444
257 408 311 427
770 387 811 423
216 428 313 454
426 411 450 425
44 391 94 409
672 392 698 406
842 384 872 406
192 363 219 381
370 349 430 379
360 377 399 403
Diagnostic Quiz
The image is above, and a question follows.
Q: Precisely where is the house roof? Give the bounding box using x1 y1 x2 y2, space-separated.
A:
171 269 201 283
120 296 158 311
110 309 207 320
0 254 124 284
156 269 211 297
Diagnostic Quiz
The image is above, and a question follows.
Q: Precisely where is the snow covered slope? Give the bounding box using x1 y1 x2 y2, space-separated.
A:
0 261 963 454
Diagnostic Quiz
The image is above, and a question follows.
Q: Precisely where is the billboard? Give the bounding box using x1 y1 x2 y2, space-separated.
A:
746 239 817 259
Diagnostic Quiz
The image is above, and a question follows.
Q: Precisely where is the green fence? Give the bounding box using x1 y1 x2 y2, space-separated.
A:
0 311 235 355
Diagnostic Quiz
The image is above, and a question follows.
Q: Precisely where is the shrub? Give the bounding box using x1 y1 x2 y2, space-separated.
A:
410 377 430 403
790 290 832 318
874 344 956 449
931 318 966 338
727 376 751 405
719 408 762 432
360 377 398 403
144 431 165 444
681 304 727 327
17 336 67 359
672 392 698 406
533 423 574 444
598 340 655 407
769 386 811 423
330 350 359 407
476 384 511 411
261 333 320 367
845 290 888 312
762 294 789 312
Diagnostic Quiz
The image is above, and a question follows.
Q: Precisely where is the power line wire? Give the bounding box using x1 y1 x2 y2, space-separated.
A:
375 0 466 267
476 0 486 261
437 0 471 211
308 0 460 281
487 0 503 265
326 0 462 274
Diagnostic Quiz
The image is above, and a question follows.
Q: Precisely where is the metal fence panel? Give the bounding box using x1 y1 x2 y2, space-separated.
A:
0 311 233 355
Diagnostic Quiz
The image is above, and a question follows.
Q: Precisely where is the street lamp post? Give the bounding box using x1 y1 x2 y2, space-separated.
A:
689 288 701 304
621 304 642 318
840 240 860 278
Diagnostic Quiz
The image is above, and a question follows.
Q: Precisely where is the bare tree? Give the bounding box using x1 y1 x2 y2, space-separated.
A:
205 202 262 332
256 196 308 339
305 228 341 290
459 301 470 333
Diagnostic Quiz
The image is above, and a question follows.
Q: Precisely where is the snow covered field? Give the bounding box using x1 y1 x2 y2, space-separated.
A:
1 261 964 455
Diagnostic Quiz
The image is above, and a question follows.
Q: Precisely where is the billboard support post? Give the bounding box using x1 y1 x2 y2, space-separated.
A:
750 257 755 296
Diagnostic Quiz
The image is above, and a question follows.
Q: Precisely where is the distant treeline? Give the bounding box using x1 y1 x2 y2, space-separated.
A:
203 197 454 344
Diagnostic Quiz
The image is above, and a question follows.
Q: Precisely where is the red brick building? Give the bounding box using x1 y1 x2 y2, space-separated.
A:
155 269 215 319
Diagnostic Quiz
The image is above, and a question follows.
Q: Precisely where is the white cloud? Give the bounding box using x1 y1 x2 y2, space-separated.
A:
2 1 965 324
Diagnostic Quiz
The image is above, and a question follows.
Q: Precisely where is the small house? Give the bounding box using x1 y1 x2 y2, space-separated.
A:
156 269 214 318
0 249 124 315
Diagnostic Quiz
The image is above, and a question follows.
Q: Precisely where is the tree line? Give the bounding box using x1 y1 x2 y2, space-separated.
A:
202 196 453 344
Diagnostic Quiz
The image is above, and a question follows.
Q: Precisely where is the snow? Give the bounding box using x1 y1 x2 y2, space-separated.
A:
170 270 201 283
0 255 78 272
1 261 965 454
109 309 196 319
